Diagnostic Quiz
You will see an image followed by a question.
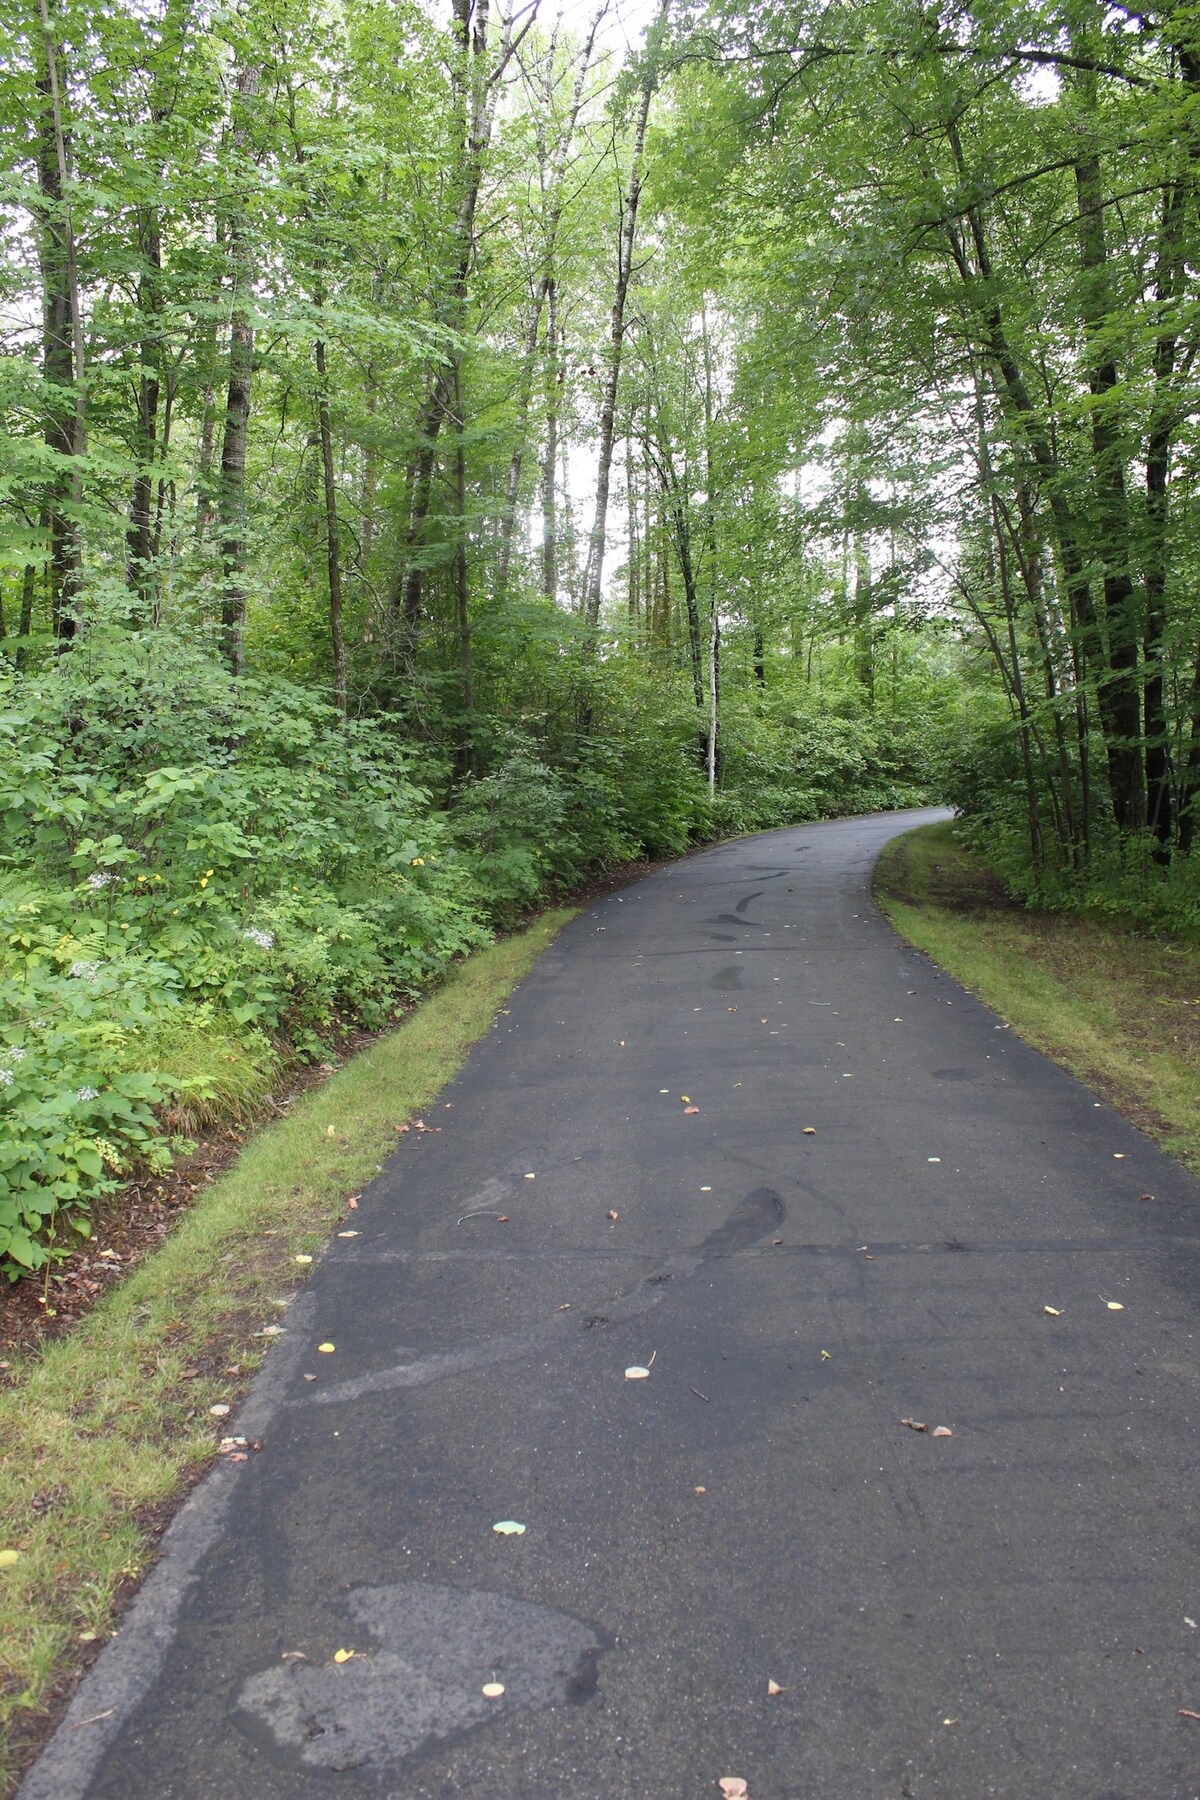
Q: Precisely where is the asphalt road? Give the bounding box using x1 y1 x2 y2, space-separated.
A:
24 809 1200 1800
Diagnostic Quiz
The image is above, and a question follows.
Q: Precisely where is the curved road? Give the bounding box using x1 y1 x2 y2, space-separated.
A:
24 809 1200 1800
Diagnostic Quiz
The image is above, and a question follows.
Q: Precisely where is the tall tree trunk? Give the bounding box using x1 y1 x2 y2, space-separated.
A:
582 0 669 637
540 276 560 603
1073 110 1144 834
34 0 83 644
315 336 347 717
217 61 261 675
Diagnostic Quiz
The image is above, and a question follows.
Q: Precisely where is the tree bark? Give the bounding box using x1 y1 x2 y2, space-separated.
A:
582 0 669 637
217 60 261 675
315 337 347 716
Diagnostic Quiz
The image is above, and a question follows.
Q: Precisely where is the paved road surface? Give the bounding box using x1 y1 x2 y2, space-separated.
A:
24 810 1200 1799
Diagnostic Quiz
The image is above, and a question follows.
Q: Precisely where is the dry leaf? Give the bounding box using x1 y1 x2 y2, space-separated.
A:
492 1520 526 1535
1043 1306 1063 1316
719 1780 749 1799
932 1426 954 1438
803 1127 816 1135
625 1365 651 1380
338 1230 359 1238
684 1106 700 1115
209 1404 231 1417
318 1342 335 1353
482 1682 505 1698
607 1210 619 1221
497 1215 509 1223
1107 1301 1125 1311
694 1486 706 1494
820 1350 831 1361
680 1095 690 1103
295 1254 313 1264
766 1679 784 1696
347 1197 358 1209
901 1417 928 1432
333 1649 356 1664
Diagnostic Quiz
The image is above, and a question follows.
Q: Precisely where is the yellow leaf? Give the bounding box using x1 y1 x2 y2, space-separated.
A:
1107 1301 1124 1311
318 1342 335 1353
333 1648 355 1664
492 1520 526 1535
1043 1306 1062 1316
326 1125 335 1138
482 1681 505 1698
0 1549 20 1569
820 1350 831 1360
680 1095 690 1103
295 1254 313 1264
767 1678 783 1696
625 1365 650 1380
803 1127 816 1135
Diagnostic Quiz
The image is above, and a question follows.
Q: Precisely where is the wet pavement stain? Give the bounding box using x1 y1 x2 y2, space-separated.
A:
234 1583 606 1774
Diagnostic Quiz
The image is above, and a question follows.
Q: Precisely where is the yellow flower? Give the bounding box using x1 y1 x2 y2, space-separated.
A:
199 879 208 889
411 857 425 866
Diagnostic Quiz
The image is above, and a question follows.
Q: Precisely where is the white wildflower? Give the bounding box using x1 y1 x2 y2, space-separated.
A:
68 961 101 981
0 1068 12 1088
88 872 113 891
76 1085 100 1103
243 928 275 950
9 1047 26 1062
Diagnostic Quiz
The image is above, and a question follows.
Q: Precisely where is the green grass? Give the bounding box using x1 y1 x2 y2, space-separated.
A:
0 907 574 1794
875 823 1200 1170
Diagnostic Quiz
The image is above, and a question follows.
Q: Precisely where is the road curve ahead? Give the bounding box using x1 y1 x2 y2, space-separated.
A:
24 809 1200 1800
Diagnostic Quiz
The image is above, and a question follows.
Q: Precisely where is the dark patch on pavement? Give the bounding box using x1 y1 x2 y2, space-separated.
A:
235 1584 606 1774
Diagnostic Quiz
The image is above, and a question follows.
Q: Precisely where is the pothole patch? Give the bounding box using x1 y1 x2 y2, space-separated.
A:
234 1582 605 1772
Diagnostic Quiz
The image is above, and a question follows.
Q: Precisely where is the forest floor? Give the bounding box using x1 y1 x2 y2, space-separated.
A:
875 820 1200 1172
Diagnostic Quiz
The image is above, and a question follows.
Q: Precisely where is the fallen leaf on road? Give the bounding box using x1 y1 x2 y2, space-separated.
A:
803 1127 816 1135
680 1095 690 1103
303 1373 316 1382
347 1197 359 1209
694 1486 706 1494
719 1780 749 1798
492 1520 526 1535
557 1303 571 1311
684 1106 700 1115
1107 1301 1125 1311
482 1682 505 1698
932 1426 954 1438
625 1366 651 1380
820 1350 831 1361
607 1210 619 1220
333 1649 356 1663
1044 1306 1063 1316
766 1679 784 1696
318 1342 335 1353
338 1230 359 1238
901 1417 928 1432
943 1717 959 1726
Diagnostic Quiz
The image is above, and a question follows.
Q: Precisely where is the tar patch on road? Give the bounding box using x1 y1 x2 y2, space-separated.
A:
234 1583 607 1775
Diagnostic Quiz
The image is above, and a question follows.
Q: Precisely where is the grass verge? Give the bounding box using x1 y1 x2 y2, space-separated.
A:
0 907 575 1794
875 822 1200 1171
